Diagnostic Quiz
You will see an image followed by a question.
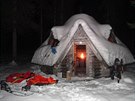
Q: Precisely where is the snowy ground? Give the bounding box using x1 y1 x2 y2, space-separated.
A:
0 63 135 101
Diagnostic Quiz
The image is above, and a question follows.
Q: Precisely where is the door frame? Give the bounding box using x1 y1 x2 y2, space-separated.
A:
74 43 86 76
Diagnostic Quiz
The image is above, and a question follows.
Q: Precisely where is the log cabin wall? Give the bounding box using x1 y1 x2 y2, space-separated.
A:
60 24 110 78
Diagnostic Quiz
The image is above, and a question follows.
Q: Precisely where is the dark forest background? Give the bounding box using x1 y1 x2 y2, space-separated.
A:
1 0 135 63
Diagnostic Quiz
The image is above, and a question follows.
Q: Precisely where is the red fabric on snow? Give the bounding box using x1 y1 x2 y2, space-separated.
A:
27 75 57 86
6 71 35 83
6 72 57 85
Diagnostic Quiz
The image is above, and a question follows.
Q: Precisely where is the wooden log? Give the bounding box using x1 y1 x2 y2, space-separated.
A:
66 71 71 80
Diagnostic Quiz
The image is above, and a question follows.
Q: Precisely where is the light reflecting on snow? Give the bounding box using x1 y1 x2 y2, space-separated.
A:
0 63 135 101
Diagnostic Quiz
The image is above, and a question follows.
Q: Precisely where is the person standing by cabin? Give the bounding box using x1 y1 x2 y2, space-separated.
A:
111 58 122 83
120 59 124 73
116 62 121 83
110 58 119 80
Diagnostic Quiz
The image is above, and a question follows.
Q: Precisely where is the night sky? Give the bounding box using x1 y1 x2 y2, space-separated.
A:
1 0 135 63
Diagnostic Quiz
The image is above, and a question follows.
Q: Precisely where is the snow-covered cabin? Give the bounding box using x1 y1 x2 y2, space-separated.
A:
32 14 135 78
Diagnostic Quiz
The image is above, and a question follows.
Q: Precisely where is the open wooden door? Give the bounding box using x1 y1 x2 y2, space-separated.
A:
74 44 86 76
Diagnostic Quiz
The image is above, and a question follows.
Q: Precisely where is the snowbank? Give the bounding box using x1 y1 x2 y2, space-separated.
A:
0 63 135 101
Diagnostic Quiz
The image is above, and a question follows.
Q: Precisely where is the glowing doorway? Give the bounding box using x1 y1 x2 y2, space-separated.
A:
75 45 86 76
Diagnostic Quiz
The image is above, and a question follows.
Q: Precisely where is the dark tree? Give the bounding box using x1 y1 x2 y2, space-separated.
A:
99 0 132 52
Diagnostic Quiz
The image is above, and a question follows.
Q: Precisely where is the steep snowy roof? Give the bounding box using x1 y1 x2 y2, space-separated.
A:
32 14 135 66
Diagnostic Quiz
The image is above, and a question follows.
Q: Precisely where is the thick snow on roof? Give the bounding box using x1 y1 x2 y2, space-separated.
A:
32 14 135 66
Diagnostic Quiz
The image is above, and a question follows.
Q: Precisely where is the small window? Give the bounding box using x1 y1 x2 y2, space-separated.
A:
48 32 59 47
108 29 117 43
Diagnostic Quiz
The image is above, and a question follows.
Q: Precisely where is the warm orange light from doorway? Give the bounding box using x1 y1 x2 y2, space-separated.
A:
80 53 85 59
